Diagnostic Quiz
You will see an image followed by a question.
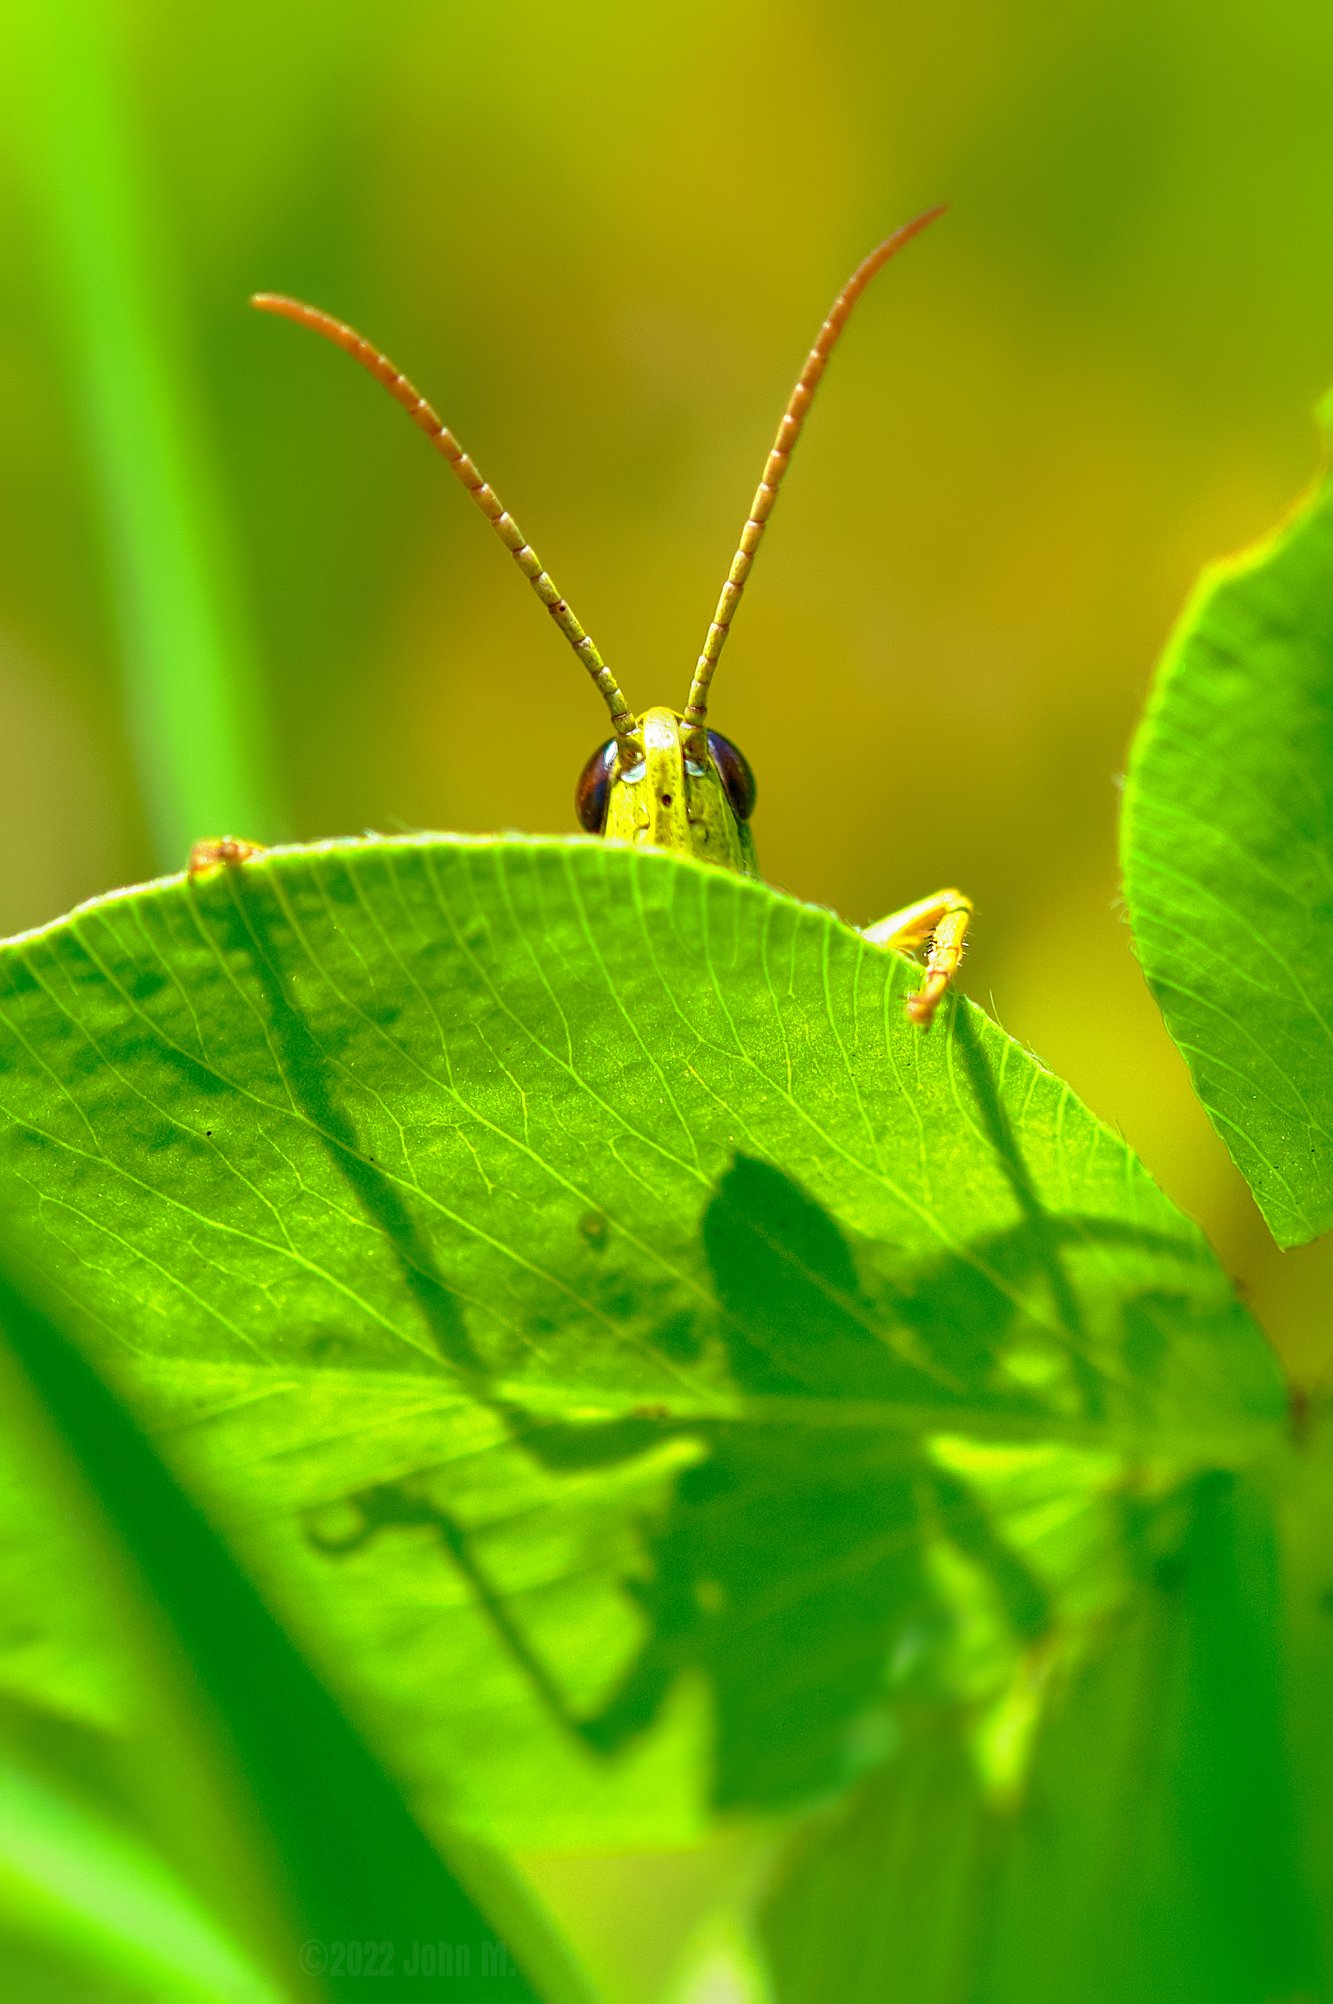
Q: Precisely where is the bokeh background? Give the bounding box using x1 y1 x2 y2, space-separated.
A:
1 1 1332 1987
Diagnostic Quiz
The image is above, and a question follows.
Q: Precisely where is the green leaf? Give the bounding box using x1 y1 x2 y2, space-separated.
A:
981 1471 1322 2003
0 1253 594 2003
758 1715 1001 2004
758 1472 1326 2004
1122 415 1333 1246
0 838 1281 1843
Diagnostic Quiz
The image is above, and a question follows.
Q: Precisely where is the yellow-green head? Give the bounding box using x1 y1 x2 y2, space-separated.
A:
575 708 758 878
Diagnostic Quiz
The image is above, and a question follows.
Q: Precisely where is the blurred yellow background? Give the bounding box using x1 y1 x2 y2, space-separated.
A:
1 0 1330 1381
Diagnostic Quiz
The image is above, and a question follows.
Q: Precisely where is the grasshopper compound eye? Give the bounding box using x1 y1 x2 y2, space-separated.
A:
705 731 756 823
576 730 756 835
575 738 618 833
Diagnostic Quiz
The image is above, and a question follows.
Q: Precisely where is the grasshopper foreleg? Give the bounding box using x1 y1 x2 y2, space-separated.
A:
862 887 973 1028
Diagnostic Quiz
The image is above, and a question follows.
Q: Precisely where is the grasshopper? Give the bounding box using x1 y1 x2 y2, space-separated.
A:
247 208 970 1026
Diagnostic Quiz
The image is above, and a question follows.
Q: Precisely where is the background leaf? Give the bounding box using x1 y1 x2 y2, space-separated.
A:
0 838 1280 1850
760 1470 1328 2004
758 1714 1001 2004
1122 411 1333 1247
981 1471 1320 2003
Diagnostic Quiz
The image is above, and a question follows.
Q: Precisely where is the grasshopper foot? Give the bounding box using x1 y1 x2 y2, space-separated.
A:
187 836 266 879
862 887 973 1029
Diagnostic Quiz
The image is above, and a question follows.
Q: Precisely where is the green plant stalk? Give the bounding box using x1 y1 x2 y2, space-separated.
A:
0 1753 284 2003
12 0 283 864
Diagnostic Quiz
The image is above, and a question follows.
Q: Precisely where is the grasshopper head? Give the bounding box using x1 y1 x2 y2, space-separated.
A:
575 707 757 877
254 211 941 892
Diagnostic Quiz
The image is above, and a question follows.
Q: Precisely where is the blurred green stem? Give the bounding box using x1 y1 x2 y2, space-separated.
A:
12 0 283 863
0 1756 284 2003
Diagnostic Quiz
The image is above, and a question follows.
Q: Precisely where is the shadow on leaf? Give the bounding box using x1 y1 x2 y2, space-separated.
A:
207 872 1227 1812
308 1152 1061 1812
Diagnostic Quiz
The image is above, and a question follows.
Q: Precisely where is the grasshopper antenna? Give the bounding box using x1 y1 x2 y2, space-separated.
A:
681 206 947 754
250 293 641 762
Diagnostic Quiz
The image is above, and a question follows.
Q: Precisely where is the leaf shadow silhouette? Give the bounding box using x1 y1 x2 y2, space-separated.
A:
309 1151 1076 1812
207 873 1214 1812
568 1153 1055 1808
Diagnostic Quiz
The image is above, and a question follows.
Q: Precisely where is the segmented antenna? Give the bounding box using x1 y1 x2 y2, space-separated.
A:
250 293 640 757
682 206 946 748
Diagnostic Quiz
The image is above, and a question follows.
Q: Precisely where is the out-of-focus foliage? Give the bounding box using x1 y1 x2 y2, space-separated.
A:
761 1472 1329 2004
758 1717 1001 2003
1124 413 1333 1248
0 1752 283 2004
6 1 281 862
0 1251 589 2002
